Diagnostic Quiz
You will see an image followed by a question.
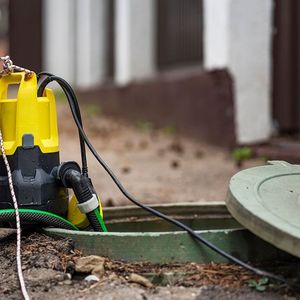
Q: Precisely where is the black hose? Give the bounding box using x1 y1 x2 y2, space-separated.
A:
37 73 89 176
37 72 54 81
86 211 103 232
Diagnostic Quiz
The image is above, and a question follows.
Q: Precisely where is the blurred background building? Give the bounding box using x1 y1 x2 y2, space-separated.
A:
0 0 296 148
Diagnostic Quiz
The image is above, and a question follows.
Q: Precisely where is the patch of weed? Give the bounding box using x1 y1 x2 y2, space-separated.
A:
84 104 102 116
161 125 177 136
232 147 253 166
248 277 269 292
136 121 154 132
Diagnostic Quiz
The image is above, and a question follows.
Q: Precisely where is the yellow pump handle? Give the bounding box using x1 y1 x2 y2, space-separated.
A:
0 72 59 155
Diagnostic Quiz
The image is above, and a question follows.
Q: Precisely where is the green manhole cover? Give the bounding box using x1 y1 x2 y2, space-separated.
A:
226 160 300 258
45 203 291 263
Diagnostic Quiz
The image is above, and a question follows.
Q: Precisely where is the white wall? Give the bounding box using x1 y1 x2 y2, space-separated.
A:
43 0 273 144
204 0 273 144
44 0 156 87
76 0 109 89
43 0 76 83
204 0 230 69
43 0 109 87
115 0 156 85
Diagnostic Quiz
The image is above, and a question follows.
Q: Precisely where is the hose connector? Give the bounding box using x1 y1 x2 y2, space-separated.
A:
77 194 98 214
56 161 92 203
56 161 106 232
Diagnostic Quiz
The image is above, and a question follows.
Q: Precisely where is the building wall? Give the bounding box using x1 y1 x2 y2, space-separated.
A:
43 0 76 82
43 0 109 87
204 0 273 144
76 0 109 89
42 0 273 145
115 0 156 85
204 0 230 69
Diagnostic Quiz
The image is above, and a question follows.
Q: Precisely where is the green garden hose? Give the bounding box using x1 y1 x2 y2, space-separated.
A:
0 209 78 231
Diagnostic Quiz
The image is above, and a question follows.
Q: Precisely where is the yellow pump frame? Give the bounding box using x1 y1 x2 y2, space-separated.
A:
0 72 59 155
0 72 104 229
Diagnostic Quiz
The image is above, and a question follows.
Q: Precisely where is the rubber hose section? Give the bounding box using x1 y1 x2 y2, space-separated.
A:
86 210 103 231
0 209 78 231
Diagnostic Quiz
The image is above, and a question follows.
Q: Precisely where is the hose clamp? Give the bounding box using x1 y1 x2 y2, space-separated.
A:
77 194 99 214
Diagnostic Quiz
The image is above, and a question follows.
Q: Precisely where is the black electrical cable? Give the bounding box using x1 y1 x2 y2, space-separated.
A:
38 74 107 232
37 73 88 175
39 75 296 287
37 73 89 176
37 72 54 81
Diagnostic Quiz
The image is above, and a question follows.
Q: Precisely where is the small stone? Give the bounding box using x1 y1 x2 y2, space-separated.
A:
139 140 148 150
170 160 180 169
43 286 49 292
121 166 131 174
91 264 105 279
106 198 115 207
168 141 184 155
195 150 204 159
0 228 17 239
75 255 105 273
124 140 134 150
84 275 99 282
54 274 65 282
64 273 72 280
108 272 118 280
157 149 166 157
128 273 153 288
66 260 75 273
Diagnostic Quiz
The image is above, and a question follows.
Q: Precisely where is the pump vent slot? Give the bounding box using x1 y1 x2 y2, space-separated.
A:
7 83 20 99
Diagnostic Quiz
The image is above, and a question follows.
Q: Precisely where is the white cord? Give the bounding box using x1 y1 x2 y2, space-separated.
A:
0 129 30 300
0 55 33 77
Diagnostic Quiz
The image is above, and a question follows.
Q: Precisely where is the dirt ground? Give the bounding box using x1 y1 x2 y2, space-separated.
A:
1 233 298 300
57 102 262 207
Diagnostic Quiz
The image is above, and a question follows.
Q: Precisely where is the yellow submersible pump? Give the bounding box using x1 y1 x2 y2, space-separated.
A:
0 57 106 231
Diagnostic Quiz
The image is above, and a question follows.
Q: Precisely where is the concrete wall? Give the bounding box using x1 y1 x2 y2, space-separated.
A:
76 0 109 89
204 0 273 144
204 0 230 69
43 0 76 83
43 0 109 87
43 0 273 145
114 0 156 85
43 0 156 87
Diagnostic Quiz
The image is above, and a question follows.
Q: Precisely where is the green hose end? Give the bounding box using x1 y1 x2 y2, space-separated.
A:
0 209 79 231
94 209 108 232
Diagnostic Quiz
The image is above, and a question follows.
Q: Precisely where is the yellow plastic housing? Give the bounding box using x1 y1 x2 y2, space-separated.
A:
68 194 104 229
0 72 59 155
